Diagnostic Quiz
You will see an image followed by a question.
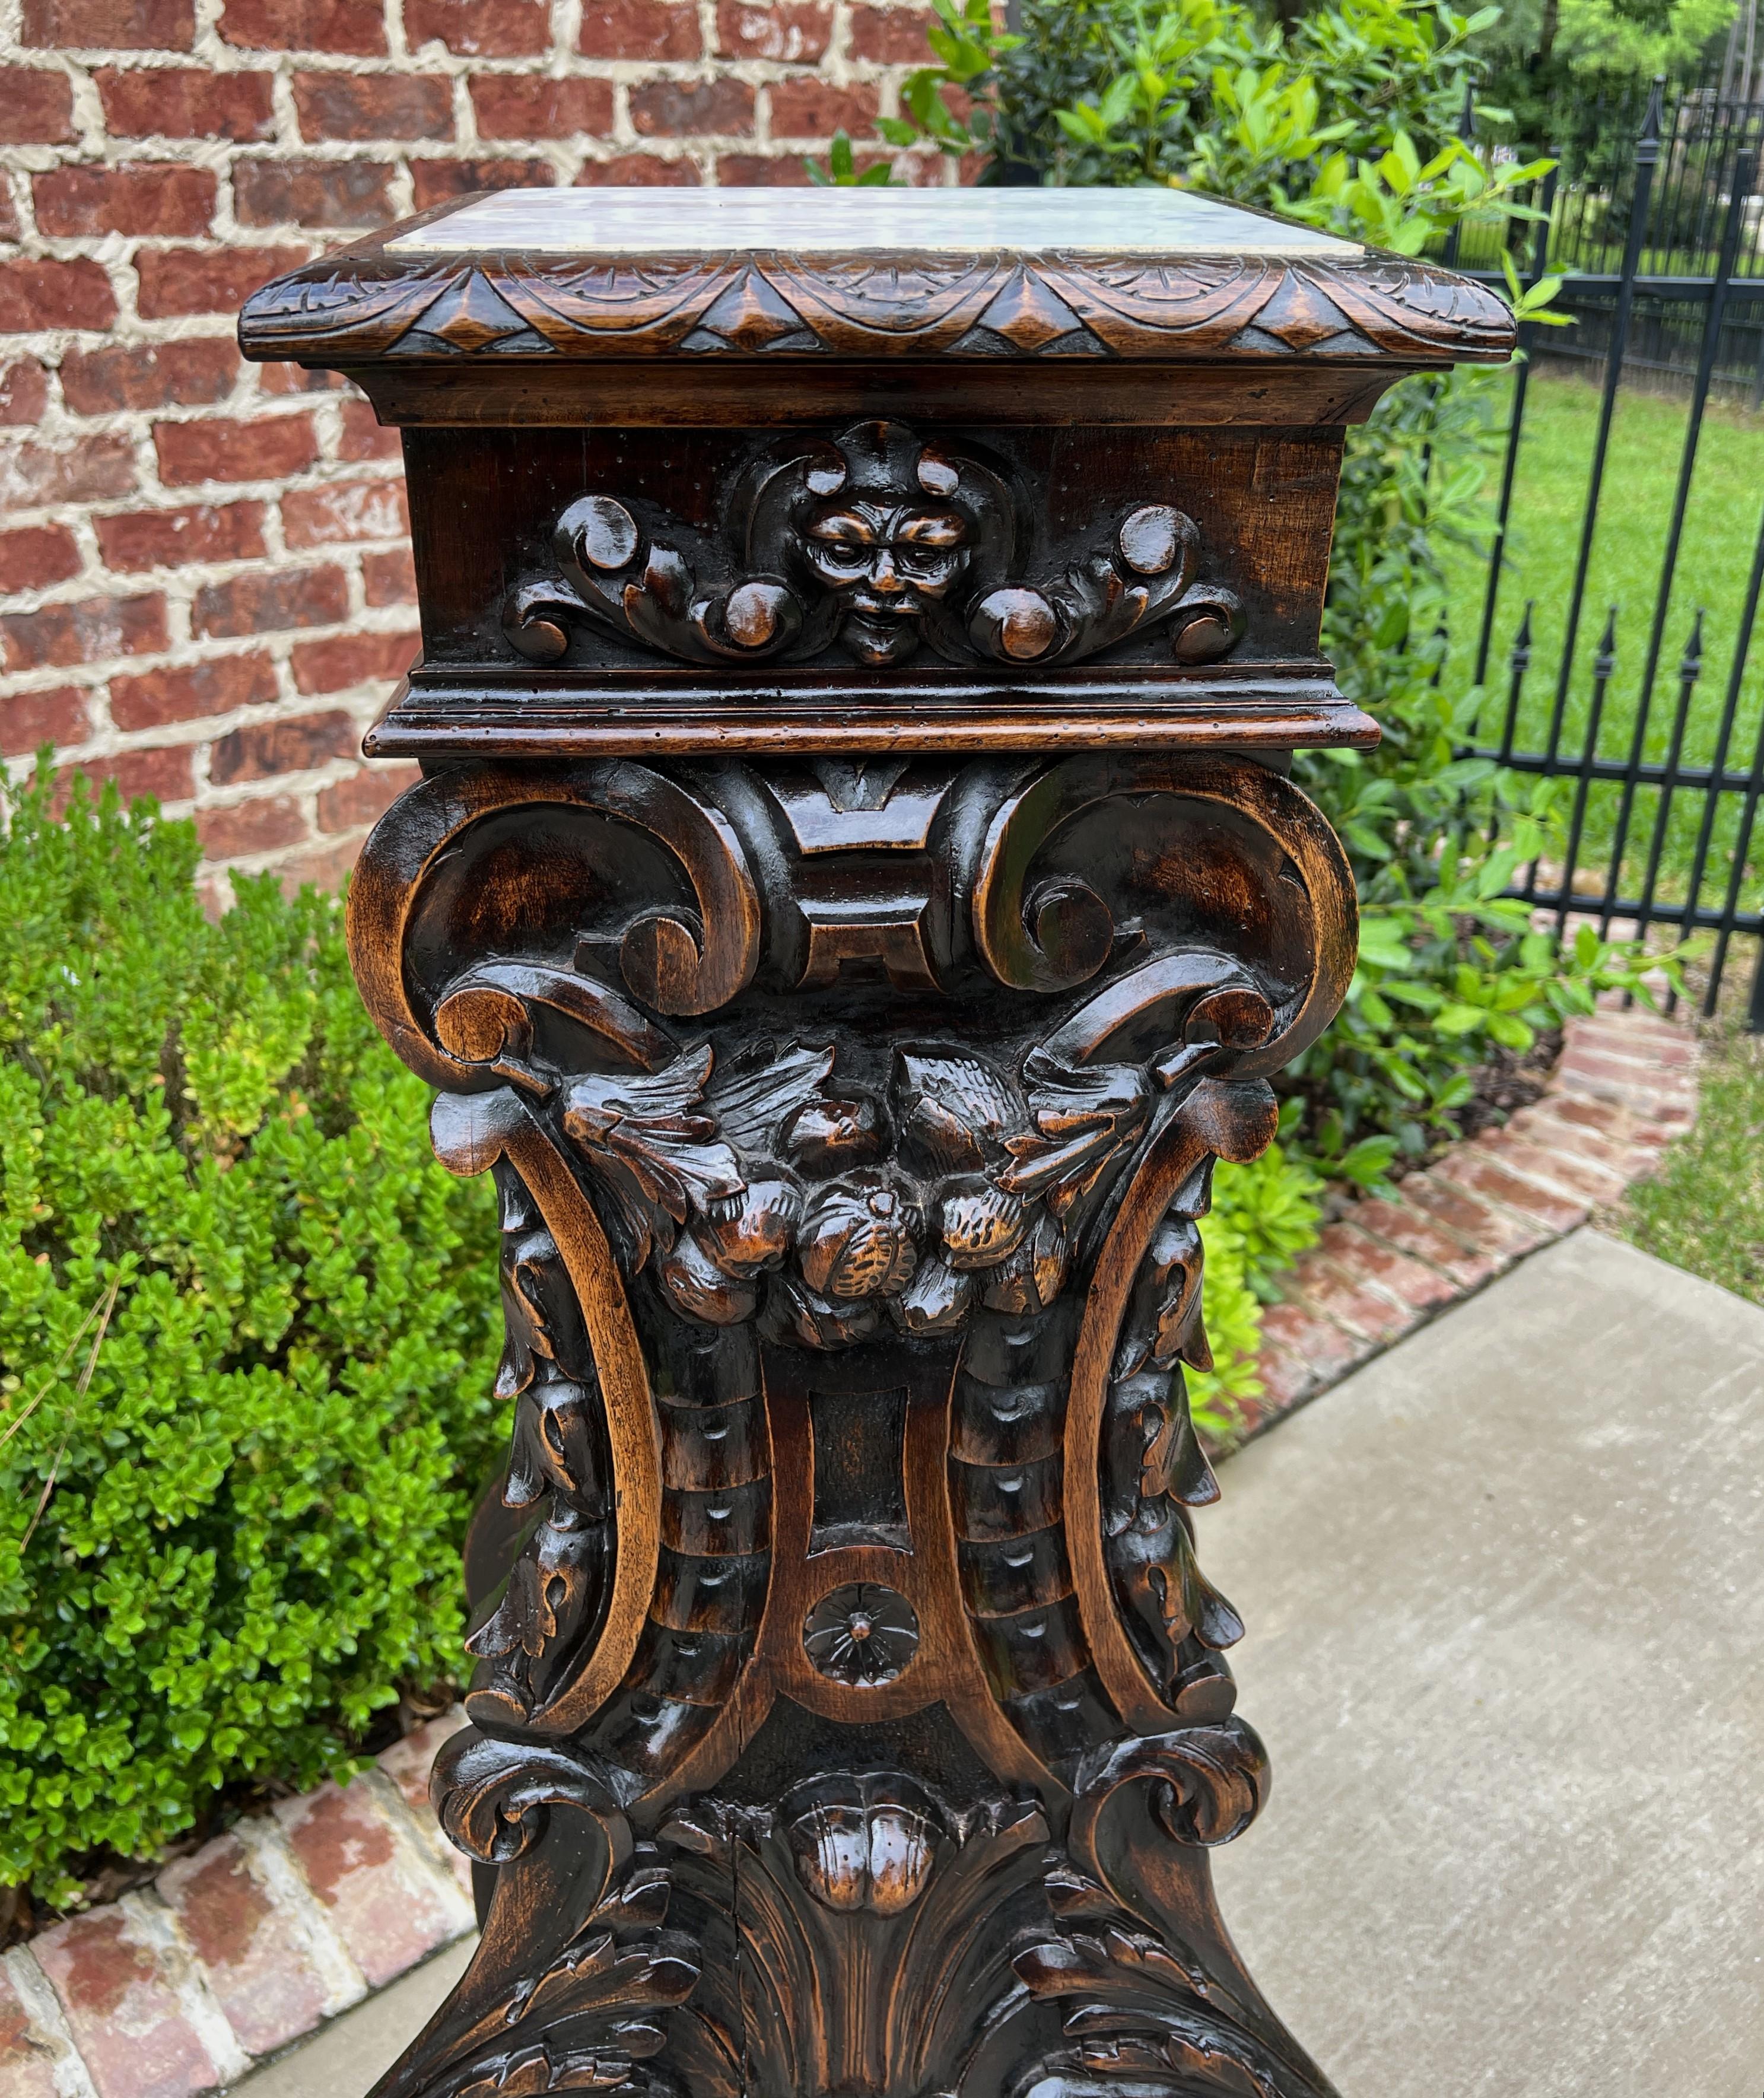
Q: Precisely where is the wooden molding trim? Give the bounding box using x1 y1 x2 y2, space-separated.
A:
239 238 1516 371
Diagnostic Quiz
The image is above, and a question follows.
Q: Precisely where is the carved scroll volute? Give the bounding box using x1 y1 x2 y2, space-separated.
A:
346 761 762 1083
968 765 1118 997
581 761 761 1016
970 752 1358 1069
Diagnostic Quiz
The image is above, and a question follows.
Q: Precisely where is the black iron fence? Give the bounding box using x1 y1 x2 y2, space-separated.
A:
1445 81 1764 1025
1452 74 1764 401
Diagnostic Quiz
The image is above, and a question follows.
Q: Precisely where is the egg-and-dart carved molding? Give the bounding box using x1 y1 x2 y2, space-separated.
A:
505 419 1245 674
239 248 1516 367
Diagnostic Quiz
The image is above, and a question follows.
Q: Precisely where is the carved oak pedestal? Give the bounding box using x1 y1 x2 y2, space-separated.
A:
241 189 1509 2098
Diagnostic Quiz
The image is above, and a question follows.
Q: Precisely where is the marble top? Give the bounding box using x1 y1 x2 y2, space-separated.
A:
386 186 1362 260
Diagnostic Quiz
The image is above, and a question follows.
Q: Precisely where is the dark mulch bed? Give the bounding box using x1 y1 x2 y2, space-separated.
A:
1385 1028 1562 1184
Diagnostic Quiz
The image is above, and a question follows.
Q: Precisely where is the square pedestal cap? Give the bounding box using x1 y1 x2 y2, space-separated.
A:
238 185 1515 372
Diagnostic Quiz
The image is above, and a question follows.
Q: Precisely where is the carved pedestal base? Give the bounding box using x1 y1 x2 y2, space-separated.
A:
348 750 1355 2098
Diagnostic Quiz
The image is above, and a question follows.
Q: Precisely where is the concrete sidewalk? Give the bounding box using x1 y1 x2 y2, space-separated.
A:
1207 1228 1764 2097
236 1227 1764 2098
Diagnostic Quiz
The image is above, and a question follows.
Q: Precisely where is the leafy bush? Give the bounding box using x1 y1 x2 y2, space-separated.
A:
1187 1120 1325 1435
1286 361 1670 1182
879 0 1541 246
0 772 501 1906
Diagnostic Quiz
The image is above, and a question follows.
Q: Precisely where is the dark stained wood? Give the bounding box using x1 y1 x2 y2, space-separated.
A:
236 193 1515 371
398 422 1339 670
365 681 1379 759
247 188 1511 2098
351 358 1423 431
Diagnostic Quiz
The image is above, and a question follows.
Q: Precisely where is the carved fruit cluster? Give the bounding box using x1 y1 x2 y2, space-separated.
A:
557 1037 1156 1351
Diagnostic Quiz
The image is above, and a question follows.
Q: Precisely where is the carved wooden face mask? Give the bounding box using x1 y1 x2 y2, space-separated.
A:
768 419 1006 667
520 414 1247 675
802 500 974 666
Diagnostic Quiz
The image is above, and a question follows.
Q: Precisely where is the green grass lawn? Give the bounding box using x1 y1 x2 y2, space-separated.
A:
1437 370 1764 920
1613 1031 1764 1305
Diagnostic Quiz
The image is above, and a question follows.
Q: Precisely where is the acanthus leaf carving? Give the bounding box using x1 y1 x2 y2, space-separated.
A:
465 1165 616 1730
657 1773 1052 2098
560 1048 745 1271
1003 1723 1336 2098
389 1733 698 2098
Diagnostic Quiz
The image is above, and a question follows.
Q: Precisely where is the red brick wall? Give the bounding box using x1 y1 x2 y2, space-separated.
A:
0 0 951 903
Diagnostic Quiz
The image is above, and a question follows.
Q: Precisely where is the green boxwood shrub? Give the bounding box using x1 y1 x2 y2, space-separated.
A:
0 771 501 1906
1187 1118 1327 1436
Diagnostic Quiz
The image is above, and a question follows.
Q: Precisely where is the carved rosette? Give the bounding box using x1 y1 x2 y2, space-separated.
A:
348 748 1355 2098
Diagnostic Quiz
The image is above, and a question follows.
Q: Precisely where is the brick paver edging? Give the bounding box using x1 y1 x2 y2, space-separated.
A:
0 1002 1698 2098
1226 999 1698 1445
0 1714 477 2098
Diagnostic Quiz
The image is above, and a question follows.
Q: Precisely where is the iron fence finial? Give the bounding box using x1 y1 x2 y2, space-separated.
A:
1639 76 1666 159
1594 606 1620 676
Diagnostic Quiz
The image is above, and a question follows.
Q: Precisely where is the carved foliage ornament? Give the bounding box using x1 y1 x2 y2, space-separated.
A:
505 419 1245 673
545 980 1265 1352
237 251 1517 366
348 754 1357 2098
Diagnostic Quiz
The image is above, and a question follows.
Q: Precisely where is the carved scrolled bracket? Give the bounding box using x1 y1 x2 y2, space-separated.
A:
1069 1722 1269 1856
378 1730 698 2098
971 754 1356 1063
347 763 761 1077
1064 1079 1283 1739
434 1728 629 1865
503 421 1248 676
1002 1722 1331 2098
975 756 1350 1736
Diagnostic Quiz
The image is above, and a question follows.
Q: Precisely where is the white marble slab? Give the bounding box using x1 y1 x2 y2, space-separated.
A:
386 186 1361 259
